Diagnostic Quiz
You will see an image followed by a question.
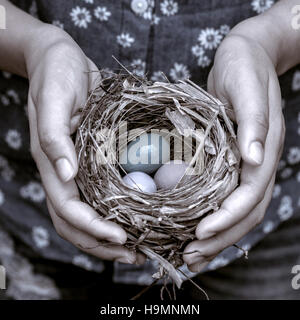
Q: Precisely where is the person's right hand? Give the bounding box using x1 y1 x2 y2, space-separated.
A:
183 18 285 272
25 24 144 265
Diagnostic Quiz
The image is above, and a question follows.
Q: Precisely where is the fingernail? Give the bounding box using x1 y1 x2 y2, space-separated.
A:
116 255 136 264
189 261 209 273
188 255 205 266
198 230 216 240
55 158 74 182
248 141 264 165
108 237 125 245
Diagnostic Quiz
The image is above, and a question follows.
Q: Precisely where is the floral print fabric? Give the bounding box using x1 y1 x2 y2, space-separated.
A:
0 0 299 285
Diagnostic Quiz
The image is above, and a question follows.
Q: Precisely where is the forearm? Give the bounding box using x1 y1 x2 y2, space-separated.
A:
230 0 300 75
0 0 44 77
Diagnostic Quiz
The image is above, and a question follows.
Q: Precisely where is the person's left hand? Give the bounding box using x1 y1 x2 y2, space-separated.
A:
183 24 285 272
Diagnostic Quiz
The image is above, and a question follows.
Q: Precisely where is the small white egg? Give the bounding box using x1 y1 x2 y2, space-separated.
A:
122 171 157 193
154 160 190 190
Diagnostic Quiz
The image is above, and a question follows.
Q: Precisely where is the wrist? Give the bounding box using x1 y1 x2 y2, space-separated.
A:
228 14 283 73
24 23 77 79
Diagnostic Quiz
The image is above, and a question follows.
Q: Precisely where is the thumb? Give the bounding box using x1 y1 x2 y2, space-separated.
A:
224 69 269 166
36 82 84 182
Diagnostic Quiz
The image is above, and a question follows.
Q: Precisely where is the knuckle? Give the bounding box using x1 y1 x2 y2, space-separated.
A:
253 192 264 204
253 212 264 227
87 216 101 229
30 143 39 162
53 222 66 240
52 199 68 220
54 197 78 221
184 244 203 261
244 182 264 204
211 236 226 255
252 112 269 132
39 131 59 154
239 113 269 137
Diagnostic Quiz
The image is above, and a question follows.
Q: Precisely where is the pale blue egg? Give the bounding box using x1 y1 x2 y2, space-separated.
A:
120 133 170 174
154 160 190 190
122 171 157 193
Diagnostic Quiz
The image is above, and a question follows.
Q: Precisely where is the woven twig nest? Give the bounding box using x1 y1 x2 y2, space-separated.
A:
75 70 240 288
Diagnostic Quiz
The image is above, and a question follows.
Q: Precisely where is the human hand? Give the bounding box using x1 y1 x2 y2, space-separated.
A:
183 23 285 272
25 25 144 265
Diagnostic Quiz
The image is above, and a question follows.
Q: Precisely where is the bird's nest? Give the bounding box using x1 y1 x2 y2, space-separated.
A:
75 70 240 288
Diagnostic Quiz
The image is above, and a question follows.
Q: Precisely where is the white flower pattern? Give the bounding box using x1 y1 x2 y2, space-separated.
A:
191 25 227 68
5 129 22 150
94 6 111 21
160 0 178 16
219 24 231 35
70 6 92 29
191 44 205 57
277 159 286 171
169 63 190 82
263 221 275 234
151 14 161 25
251 0 274 14
72 255 93 270
52 20 64 29
1 94 10 106
287 147 300 165
1 89 20 106
280 167 293 180
272 184 281 198
132 0 156 23
277 196 294 221
197 55 211 68
116 33 135 48
6 90 20 104
151 71 167 82
198 28 222 50
0 155 15 182
32 226 50 249
131 59 146 77
292 71 300 91
20 182 45 203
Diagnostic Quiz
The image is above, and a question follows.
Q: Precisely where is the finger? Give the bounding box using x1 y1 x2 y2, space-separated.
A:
224 65 270 166
207 70 217 97
47 199 140 264
34 76 84 182
196 77 283 240
28 99 128 245
69 58 100 134
184 173 275 271
207 68 235 121
87 57 101 88
196 147 280 240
